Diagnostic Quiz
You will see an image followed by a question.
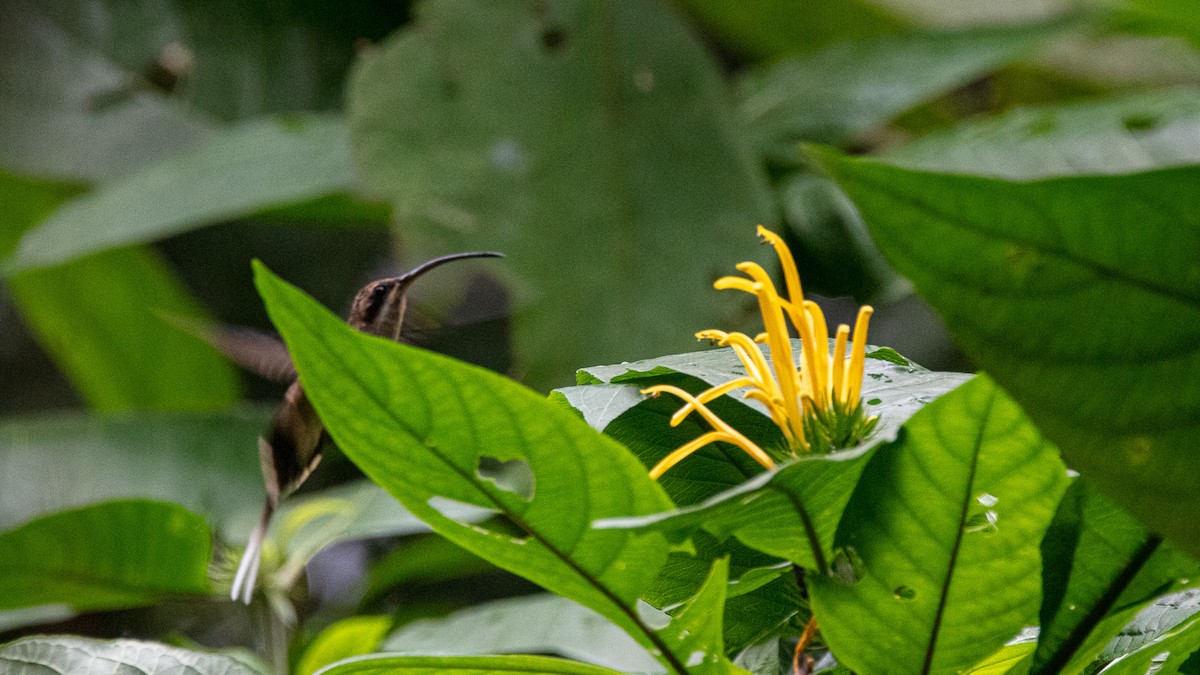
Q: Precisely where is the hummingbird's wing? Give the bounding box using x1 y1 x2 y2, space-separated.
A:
161 313 297 383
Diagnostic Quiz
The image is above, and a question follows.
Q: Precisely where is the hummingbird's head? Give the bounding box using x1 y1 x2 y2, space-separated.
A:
348 251 503 340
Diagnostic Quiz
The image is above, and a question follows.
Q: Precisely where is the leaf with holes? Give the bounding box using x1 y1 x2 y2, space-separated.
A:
809 375 1069 675
811 148 1200 561
348 0 773 388
255 263 717 674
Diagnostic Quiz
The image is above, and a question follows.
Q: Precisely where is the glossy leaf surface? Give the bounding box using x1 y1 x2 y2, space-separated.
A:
317 654 621 675
1034 480 1196 674
813 149 1200 561
810 376 1068 674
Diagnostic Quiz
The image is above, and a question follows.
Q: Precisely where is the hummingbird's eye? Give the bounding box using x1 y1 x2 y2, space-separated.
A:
361 283 393 325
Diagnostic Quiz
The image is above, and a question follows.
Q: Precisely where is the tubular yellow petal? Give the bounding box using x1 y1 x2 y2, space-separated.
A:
756 226 805 304
717 332 775 392
713 276 758 294
832 324 850 404
648 431 726 479
696 329 729 342
641 385 775 470
742 389 794 442
669 377 758 426
803 300 831 409
736 268 805 436
844 305 874 405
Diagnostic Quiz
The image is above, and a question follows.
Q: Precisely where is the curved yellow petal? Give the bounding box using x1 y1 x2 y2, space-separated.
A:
642 385 776 471
756 225 804 304
844 305 874 405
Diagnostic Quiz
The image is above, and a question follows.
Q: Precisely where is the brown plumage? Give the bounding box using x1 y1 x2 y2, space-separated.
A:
223 251 502 604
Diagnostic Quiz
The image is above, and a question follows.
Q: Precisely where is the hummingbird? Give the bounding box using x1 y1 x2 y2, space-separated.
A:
195 252 503 604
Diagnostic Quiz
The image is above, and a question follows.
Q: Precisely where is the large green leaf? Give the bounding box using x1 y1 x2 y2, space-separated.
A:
8 247 241 411
382 594 659 672
1033 480 1197 674
348 0 773 387
254 264 706 673
1094 614 1200 674
888 87 1200 178
5 115 357 273
299 616 392 675
740 23 1060 159
0 500 212 611
0 637 264 675
317 654 621 675
0 409 264 535
809 376 1069 675
812 149 1200 561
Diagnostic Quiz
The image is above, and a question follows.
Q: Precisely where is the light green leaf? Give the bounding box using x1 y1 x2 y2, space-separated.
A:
1096 615 1200 674
599 443 877 574
383 595 659 672
811 149 1200 561
1095 589 1200 671
6 115 355 273
0 636 264 675
0 500 212 611
740 23 1061 158
255 264 700 673
317 654 621 675
348 0 773 387
0 409 264 536
654 557 738 674
298 616 392 675
1033 480 1196 675
889 88 1200 178
8 247 241 411
810 376 1069 675
673 0 903 60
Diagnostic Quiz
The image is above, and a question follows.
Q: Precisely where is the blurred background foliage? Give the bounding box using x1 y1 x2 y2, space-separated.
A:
2 0 1199 668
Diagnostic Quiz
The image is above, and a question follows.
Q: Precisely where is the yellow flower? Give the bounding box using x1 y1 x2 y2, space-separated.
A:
645 226 878 479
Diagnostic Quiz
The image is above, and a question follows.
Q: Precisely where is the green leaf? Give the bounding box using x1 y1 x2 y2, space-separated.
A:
348 0 773 388
298 616 392 675
599 443 878 573
654 557 739 673
0 636 264 675
642 532 800 654
811 149 1200 561
254 264 701 673
363 535 496 600
0 409 264 536
6 115 356 273
888 88 1200 178
383 595 660 672
740 23 1061 159
316 654 622 675
1096 589 1200 670
673 0 903 60
0 500 212 611
8 247 241 411
1094 614 1200 674
809 376 1069 675
1033 480 1197 675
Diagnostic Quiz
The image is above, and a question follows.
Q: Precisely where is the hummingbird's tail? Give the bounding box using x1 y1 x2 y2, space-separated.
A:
231 497 274 604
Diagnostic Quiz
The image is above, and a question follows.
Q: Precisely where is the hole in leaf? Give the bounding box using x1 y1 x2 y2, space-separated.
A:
427 496 498 523
867 398 882 405
893 585 917 600
829 546 864 586
477 456 535 501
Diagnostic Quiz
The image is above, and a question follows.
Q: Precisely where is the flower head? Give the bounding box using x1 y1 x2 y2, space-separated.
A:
645 226 878 479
